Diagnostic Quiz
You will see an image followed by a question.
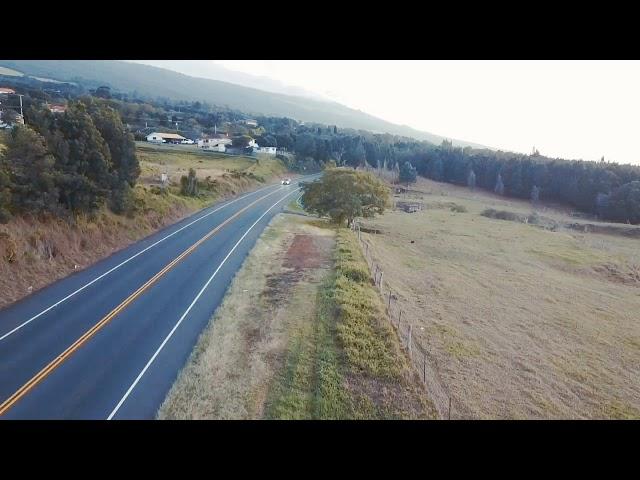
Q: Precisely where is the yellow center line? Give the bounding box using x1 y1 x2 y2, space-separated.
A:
0 188 281 417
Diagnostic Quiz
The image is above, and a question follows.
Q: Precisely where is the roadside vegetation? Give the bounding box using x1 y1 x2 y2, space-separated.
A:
265 227 435 419
159 210 435 419
301 168 390 227
0 126 287 308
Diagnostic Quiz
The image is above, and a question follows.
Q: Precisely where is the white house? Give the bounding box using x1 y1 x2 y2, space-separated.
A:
198 137 232 152
242 119 258 127
256 146 277 155
146 132 186 144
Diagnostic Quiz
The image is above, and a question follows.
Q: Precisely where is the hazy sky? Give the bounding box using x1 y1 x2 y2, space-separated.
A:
145 61 640 165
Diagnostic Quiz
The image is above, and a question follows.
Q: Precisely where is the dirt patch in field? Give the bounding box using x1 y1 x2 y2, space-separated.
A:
261 234 334 310
284 234 333 270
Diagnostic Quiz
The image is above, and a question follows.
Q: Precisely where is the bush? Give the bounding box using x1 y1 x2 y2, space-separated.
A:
109 182 135 216
337 260 370 283
180 168 198 196
481 208 524 222
149 185 167 196
450 204 467 213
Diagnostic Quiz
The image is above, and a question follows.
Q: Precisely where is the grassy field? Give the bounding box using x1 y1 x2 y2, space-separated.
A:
359 177 640 419
0 141 288 309
158 213 436 419
136 142 287 198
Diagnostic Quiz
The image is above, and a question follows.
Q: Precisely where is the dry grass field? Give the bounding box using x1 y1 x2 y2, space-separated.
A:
360 177 640 419
136 142 287 190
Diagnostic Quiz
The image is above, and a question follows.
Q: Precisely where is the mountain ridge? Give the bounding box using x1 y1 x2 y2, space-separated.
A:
0 60 489 149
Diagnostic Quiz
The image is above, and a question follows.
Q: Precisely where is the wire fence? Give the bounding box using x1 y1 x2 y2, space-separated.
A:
350 220 461 420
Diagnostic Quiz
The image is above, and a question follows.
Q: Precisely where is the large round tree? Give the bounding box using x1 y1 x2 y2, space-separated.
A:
301 168 390 227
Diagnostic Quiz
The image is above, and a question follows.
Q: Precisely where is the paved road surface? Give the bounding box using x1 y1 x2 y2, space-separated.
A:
0 175 315 419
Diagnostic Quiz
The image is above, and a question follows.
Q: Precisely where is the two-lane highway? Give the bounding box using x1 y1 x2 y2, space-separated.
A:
0 175 316 419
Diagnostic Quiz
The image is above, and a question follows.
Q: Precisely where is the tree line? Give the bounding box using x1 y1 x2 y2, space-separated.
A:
3 76 640 224
275 128 640 224
0 96 139 222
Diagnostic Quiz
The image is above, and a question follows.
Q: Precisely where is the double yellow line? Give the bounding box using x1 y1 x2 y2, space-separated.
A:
0 188 280 417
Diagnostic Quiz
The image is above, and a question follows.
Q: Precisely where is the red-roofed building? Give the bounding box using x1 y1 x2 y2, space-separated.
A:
48 104 67 114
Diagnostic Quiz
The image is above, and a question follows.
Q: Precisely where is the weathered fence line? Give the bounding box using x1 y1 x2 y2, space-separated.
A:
353 219 459 420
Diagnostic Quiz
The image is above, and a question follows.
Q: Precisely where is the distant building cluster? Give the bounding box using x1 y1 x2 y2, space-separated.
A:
144 117 277 156
1 87 70 128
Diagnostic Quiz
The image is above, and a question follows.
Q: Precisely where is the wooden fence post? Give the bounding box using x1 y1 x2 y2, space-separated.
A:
388 289 392 309
378 271 383 287
408 324 412 358
423 351 427 383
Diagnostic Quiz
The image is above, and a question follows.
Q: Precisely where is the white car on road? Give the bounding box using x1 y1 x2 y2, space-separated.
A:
281 178 291 185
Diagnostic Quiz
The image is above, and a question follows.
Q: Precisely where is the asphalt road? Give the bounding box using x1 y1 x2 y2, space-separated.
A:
0 175 315 419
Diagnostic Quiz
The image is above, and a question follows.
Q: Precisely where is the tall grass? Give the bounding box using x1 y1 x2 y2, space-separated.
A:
266 226 435 419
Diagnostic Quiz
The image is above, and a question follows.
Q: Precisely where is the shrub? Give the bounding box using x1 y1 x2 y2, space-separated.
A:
109 182 135 216
481 208 523 222
180 168 198 196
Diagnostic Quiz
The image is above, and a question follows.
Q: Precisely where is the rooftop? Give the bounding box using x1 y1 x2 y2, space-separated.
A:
149 132 186 140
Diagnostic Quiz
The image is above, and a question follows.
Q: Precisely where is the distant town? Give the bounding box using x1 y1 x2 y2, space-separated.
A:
1 85 280 158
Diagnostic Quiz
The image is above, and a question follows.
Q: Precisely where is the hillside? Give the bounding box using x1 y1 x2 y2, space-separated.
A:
0 141 287 309
0 60 487 149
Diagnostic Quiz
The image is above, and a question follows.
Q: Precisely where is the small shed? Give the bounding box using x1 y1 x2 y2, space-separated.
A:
396 201 422 213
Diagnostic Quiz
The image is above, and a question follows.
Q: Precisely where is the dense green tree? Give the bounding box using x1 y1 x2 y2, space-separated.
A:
180 168 198 196
3 125 59 214
81 97 140 187
301 169 389 227
606 181 640 224
94 86 112 99
531 185 540 204
295 133 316 159
495 173 505 196
0 143 13 222
467 169 476 190
231 135 252 149
428 157 444 181
399 161 417 185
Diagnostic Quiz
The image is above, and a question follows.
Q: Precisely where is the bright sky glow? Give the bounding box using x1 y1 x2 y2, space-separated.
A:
139 60 640 165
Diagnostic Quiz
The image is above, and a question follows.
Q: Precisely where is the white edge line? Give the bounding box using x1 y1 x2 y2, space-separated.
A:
107 187 301 420
0 182 284 342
